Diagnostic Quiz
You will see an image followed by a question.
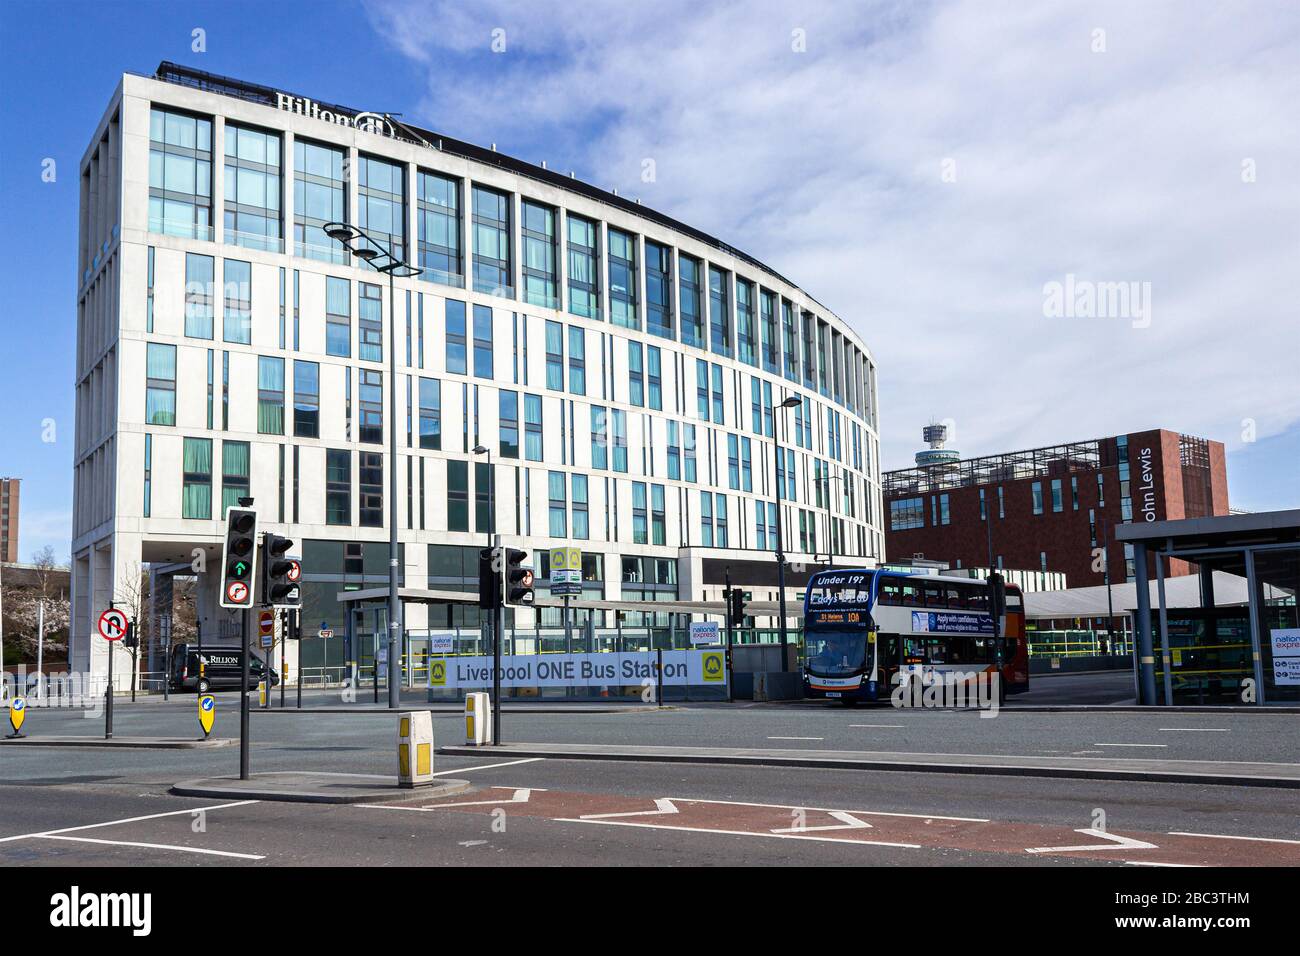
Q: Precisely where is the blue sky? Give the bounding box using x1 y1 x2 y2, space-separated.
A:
0 0 1296 562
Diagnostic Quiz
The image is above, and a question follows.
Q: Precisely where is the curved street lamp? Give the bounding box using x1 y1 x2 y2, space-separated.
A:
323 222 421 708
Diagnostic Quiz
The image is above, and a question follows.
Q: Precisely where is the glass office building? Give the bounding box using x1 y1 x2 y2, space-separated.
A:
70 63 883 688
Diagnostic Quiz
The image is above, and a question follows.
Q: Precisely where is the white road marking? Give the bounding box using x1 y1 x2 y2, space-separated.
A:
849 724 904 728
556 816 922 848
1159 728 1228 732
1094 743 1168 748
1125 860 1202 867
0 800 259 845
1025 828 1159 854
771 811 872 834
37 834 265 860
1168 831 1300 845
431 757 543 775
767 736 824 741
581 798 679 820
357 787 534 812
674 795 989 822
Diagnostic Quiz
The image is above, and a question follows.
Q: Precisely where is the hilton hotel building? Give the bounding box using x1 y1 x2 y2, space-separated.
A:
71 62 883 684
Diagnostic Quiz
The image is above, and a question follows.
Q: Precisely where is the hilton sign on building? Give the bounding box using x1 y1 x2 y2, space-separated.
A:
69 62 884 687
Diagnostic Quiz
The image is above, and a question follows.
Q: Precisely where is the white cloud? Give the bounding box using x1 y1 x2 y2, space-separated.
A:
365 0 1300 468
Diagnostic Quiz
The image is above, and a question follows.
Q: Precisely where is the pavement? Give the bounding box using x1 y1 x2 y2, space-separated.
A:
171 771 471 803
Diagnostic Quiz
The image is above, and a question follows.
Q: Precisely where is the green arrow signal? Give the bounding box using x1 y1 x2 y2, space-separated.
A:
233 561 248 577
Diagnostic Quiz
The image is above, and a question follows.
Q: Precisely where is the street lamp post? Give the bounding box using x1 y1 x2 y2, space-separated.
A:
773 395 802 672
324 222 420 709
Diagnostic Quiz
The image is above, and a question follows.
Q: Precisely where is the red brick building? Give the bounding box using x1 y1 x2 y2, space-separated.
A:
883 429 1229 587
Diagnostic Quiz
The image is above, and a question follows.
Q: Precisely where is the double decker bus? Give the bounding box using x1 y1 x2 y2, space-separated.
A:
801 568 1029 703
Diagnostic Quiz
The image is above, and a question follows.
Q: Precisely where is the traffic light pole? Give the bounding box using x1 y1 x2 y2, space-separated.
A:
104 601 115 740
724 569 735 704
493 533 503 746
240 606 250 780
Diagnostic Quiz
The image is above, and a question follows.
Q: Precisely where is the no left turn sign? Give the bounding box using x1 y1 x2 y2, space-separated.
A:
98 608 129 641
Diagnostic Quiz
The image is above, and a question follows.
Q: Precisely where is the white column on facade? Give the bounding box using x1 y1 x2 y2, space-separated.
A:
282 130 294 256
212 116 225 245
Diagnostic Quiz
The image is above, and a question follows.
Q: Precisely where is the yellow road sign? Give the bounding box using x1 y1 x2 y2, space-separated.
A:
9 697 28 735
198 694 216 737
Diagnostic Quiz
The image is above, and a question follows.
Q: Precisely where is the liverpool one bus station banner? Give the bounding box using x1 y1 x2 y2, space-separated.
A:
427 650 727 690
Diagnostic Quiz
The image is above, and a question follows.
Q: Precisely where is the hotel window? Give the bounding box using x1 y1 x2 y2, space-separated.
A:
447 460 469 531
979 487 987 520
612 409 628 472
1071 475 1080 510
696 359 710 420
817 320 830 396
645 240 674 340
499 390 519 459
416 170 463 287
632 482 649 544
997 486 1005 518
148 108 212 240
889 496 924 531
419 378 441 450
715 494 728 547
700 491 714 546
651 484 666 545
1051 478 1064 513
474 462 494 533
572 474 590 539
938 493 951 525
781 299 798 381
679 254 704 348
727 435 740 490
359 369 383 444
708 266 732 357
293 360 319 438
711 364 724 424
221 259 251 344
326 277 351 357
801 311 816 389
472 185 512 297
736 279 757 366
750 379 763 434
184 253 214 339
181 437 213 519
359 452 383 527
568 327 586 395
667 421 681 480
358 154 406 263
1097 472 1106 507
591 406 608 469
647 346 662 410
358 282 383 362
145 343 176 425
521 199 558 308
524 394 543 461
566 213 600 320
607 228 638 329
545 320 564 390
326 449 351 524
220 440 250 513
684 424 698 482
762 381 774 437
740 437 753 492
255 356 285 435
1032 481 1044 515
445 299 467 374
473 304 494 378
760 290 778 373
143 435 152 517
628 342 645 407
223 123 281 252
548 471 567 537
294 139 347 263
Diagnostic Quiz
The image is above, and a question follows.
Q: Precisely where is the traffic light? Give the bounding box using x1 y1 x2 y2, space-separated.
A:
260 533 302 608
986 572 1007 621
727 588 747 628
478 547 502 610
123 621 138 649
220 507 258 609
504 548 534 606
